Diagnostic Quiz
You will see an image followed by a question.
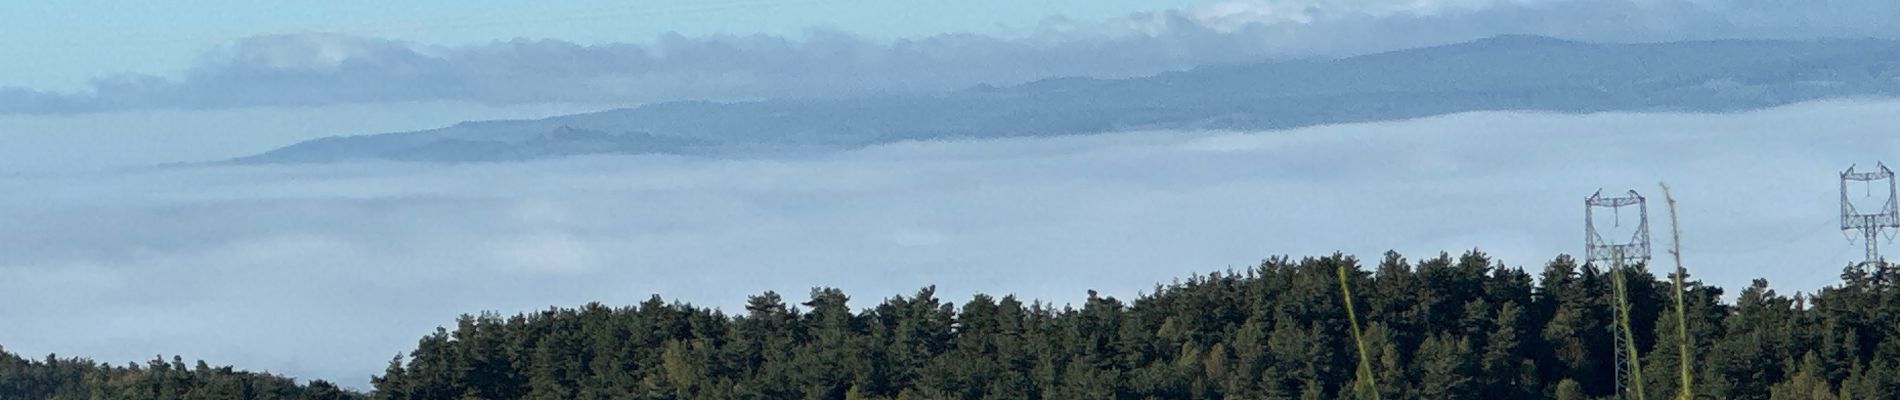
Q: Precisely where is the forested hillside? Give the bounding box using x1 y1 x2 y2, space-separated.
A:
4 250 1892 399
367 251 1900 400
0 349 361 400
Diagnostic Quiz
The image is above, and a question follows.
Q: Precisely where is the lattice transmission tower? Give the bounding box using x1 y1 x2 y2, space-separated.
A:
1586 189 1649 400
1842 163 1899 278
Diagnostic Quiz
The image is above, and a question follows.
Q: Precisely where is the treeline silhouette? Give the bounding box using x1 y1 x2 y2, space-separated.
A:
6 251 1899 399
0 351 359 400
370 251 1899 399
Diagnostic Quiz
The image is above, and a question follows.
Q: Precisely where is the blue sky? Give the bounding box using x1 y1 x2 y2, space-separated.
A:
7 0 1899 119
0 0 1205 90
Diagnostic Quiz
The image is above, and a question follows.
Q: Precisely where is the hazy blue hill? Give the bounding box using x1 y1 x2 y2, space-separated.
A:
235 35 1900 164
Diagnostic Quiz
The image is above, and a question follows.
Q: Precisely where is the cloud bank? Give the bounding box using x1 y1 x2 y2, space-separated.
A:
3 0 1897 115
3 100 1898 387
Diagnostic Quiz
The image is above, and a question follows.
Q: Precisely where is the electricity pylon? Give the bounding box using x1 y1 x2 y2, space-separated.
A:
1841 163 1900 283
1587 189 1649 400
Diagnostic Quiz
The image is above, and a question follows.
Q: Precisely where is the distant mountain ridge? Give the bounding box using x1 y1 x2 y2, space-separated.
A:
243 126 711 163
234 35 1900 164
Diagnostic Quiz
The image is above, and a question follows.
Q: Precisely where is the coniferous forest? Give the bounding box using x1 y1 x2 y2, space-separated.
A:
8 251 1900 399
0 351 359 400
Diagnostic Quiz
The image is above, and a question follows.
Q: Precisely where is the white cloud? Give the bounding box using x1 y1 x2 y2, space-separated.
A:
489 232 601 273
1188 0 1513 27
2 100 1898 388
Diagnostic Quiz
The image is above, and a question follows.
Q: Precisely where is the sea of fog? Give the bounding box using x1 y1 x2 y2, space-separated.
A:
3 99 1899 387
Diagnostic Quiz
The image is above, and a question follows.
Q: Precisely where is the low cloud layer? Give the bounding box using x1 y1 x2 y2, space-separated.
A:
2 100 1897 387
3 0 1897 115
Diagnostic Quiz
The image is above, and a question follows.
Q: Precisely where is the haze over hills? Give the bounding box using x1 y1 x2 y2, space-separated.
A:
235 34 1900 164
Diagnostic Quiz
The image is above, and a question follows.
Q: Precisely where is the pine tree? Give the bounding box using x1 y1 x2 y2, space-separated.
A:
1553 378 1586 400
1415 334 1478 400
1769 353 1842 400
1481 302 1537 399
